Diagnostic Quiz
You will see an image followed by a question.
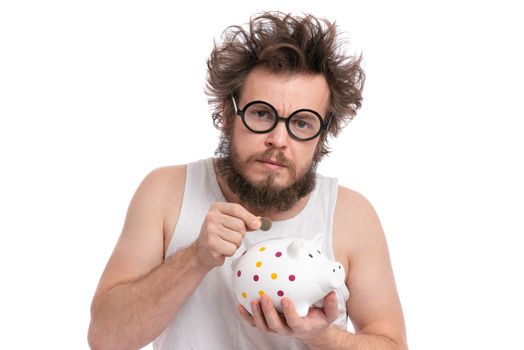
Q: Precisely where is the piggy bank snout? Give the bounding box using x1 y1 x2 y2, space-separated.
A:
330 262 345 288
317 261 345 292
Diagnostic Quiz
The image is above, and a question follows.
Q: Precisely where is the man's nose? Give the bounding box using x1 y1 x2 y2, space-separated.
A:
264 119 289 150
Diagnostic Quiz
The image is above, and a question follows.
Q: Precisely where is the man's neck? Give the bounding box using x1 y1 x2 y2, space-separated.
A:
213 159 312 221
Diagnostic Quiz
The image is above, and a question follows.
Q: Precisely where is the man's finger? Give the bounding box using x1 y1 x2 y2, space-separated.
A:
216 227 244 248
218 215 248 235
214 202 261 231
212 238 238 257
237 304 256 327
280 297 304 331
260 295 290 334
323 291 339 323
250 299 273 333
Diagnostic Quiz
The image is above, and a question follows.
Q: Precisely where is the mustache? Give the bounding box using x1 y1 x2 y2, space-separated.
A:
246 149 294 169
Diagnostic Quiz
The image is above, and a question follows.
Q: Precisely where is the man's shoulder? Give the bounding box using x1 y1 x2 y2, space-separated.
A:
333 185 386 265
336 185 375 213
135 164 188 206
146 158 213 182
334 186 383 239
139 164 190 243
143 164 187 188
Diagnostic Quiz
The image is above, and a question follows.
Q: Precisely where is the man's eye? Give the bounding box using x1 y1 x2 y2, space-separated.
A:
294 120 311 129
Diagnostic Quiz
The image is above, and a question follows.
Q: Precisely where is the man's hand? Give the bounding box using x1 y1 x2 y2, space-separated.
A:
191 202 261 270
237 291 339 341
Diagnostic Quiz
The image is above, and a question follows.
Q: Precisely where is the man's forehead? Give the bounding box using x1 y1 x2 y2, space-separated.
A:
239 68 330 112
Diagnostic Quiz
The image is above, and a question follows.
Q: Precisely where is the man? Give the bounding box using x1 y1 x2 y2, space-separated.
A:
88 12 407 350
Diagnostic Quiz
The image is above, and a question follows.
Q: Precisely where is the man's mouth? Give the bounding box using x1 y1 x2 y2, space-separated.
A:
257 159 287 168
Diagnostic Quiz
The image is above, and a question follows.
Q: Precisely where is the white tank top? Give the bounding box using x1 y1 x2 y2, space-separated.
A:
153 158 349 349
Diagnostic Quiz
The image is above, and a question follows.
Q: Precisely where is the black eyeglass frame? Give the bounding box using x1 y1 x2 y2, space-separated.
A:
231 96 331 142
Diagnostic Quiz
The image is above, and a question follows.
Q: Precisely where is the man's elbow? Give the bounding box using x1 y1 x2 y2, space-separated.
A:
87 314 125 350
384 334 408 350
87 321 104 350
87 299 107 350
87 321 117 350
88 313 151 350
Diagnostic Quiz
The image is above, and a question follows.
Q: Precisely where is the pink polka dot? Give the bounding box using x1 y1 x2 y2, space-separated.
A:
237 270 241 277
253 275 259 282
275 251 282 257
289 274 296 281
277 290 284 297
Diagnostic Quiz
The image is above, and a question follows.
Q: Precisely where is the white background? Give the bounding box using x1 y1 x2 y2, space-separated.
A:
1 1 523 349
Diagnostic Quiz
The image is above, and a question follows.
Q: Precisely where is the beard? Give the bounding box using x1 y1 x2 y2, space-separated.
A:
215 132 321 212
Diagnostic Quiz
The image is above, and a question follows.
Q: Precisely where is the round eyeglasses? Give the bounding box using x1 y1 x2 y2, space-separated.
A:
231 96 330 141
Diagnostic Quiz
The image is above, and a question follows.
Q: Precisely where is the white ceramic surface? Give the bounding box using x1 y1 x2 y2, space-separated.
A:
232 234 345 317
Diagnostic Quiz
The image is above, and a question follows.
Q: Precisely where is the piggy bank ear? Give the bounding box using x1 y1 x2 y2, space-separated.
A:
287 239 306 259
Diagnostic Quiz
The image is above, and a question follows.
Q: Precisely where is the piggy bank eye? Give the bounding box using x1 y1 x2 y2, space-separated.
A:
317 250 321 254
308 253 313 258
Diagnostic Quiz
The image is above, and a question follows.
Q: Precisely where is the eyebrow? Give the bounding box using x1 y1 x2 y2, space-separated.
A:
243 99 324 116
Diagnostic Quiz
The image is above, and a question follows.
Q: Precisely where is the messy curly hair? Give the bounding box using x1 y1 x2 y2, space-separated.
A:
205 11 365 157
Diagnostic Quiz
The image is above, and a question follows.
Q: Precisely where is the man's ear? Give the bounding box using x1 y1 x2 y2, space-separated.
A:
221 96 238 132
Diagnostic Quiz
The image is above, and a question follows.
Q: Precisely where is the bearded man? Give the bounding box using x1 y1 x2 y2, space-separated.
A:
88 12 407 350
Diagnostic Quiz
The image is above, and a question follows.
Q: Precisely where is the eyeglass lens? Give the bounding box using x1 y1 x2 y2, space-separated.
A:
243 103 322 140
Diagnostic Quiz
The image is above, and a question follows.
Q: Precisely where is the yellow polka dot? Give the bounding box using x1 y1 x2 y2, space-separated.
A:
258 290 265 296
256 261 262 268
271 273 278 280
259 247 266 252
242 292 247 299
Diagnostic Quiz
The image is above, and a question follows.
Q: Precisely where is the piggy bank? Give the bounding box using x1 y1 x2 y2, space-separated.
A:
231 234 345 317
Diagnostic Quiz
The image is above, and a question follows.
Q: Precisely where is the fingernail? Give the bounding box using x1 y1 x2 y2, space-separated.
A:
282 299 288 308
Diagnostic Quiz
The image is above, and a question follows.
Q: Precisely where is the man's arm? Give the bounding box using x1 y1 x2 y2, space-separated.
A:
88 166 199 350
304 188 407 349
337 188 407 349
89 243 209 350
301 324 405 350
88 166 261 350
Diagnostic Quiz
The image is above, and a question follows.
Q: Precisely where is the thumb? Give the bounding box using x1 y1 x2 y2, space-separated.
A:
323 292 339 323
246 216 262 232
